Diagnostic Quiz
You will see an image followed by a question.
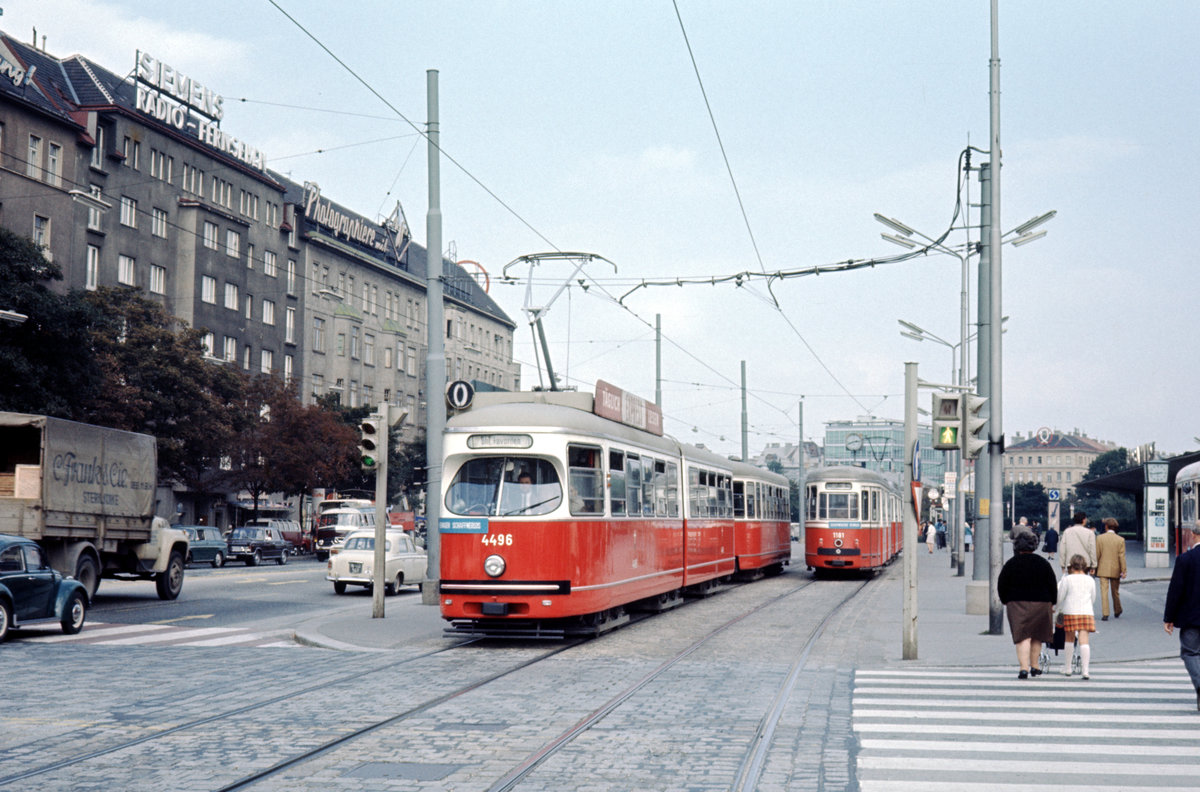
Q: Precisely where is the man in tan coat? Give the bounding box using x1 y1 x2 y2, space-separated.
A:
1096 517 1127 620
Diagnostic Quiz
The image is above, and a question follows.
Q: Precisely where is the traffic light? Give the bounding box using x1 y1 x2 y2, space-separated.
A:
962 392 988 458
931 392 962 450
359 417 382 471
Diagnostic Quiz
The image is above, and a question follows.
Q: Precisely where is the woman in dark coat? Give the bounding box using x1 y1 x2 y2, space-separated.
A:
1043 525 1059 561
998 531 1058 679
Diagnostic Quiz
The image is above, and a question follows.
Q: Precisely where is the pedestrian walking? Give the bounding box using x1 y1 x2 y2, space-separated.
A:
935 518 946 550
964 523 973 553
925 521 936 554
1012 516 1033 541
1096 517 1127 620
1043 525 1059 560
1059 512 1097 574
1163 522 1200 711
1057 553 1098 679
998 531 1058 679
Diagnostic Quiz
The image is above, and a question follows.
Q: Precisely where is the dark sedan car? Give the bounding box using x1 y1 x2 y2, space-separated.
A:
226 526 290 566
0 534 88 642
179 526 227 568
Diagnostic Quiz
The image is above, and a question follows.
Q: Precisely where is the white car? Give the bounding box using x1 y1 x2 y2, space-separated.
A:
326 529 427 595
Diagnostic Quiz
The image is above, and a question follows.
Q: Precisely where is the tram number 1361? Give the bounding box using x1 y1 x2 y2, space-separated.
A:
481 534 513 547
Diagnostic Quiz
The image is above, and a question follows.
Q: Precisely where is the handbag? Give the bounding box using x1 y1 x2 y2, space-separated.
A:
1050 625 1066 651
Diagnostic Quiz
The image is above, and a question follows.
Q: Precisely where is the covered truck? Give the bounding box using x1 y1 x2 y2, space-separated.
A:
0 413 187 600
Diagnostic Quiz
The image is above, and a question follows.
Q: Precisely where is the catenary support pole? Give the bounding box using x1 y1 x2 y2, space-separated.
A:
422 69 445 606
903 362 919 660
987 0 1004 636
372 402 389 618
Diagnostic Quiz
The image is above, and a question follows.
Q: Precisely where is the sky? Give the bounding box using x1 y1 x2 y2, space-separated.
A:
6 1 1199 460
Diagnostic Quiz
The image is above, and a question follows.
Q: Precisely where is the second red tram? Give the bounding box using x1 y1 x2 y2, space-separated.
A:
804 466 902 573
437 383 791 636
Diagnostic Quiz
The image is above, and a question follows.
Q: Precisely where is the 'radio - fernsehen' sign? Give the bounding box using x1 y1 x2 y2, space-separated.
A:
594 380 663 436
134 50 265 171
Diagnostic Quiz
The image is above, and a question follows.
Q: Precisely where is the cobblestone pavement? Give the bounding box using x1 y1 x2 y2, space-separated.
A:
0 566 875 792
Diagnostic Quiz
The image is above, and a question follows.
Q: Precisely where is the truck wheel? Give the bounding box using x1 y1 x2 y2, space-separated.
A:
75 555 100 600
155 550 184 600
248 551 261 567
277 549 288 566
60 591 87 634
212 551 224 568
0 600 11 642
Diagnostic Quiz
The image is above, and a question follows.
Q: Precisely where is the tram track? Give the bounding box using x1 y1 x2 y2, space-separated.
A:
1 571 876 791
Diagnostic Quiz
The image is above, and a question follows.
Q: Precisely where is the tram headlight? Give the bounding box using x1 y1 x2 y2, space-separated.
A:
484 554 506 578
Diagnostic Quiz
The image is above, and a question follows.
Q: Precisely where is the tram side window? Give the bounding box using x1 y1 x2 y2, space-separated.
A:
733 481 745 518
666 461 680 517
643 457 657 516
652 460 668 516
807 485 817 520
610 450 627 516
689 467 702 516
871 490 879 522
627 454 643 517
567 444 604 515
861 491 869 520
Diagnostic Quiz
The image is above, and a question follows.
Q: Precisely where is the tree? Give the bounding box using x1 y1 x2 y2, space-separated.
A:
80 287 241 486
389 431 428 510
1083 448 1131 482
0 228 105 416
1005 482 1048 526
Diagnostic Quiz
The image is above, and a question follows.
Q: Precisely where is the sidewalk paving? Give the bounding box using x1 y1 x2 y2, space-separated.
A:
893 537 1178 667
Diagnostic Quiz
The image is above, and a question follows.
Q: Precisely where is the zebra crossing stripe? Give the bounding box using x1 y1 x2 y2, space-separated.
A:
17 622 299 648
853 663 1200 792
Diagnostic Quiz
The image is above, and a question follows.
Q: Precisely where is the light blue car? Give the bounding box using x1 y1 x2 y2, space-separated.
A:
0 533 89 642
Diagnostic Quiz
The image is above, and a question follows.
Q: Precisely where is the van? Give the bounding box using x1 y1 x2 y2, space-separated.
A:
314 508 375 560
245 518 307 554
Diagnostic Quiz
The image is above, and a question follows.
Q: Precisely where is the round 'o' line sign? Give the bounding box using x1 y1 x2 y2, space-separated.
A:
446 380 475 410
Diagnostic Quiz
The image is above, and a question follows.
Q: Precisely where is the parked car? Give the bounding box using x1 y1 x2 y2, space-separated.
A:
226 526 291 566
0 533 88 642
243 518 309 554
179 526 227 567
326 529 427 595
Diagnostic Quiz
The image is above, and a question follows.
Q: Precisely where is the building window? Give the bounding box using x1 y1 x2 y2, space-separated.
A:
202 332 215 357
243 345 251 370
118 255 135 286
244 294 253 320
149 264 166 295
152 208 168 238
263 250 277 278
262 300 276 326
223 336 237 362
87 185 103 230
90 127 104 169
32 215 50 249
201 275 216 304
224 282 239 310
246 243 255 270
336 333 345 357
313 317 326 353
383 346 393 369
406 346 417 376
225 229 240 258
46 142 62 186
364 333 375 366
203 221 218 250
27 135 41 178
120 196 137 228
350 326 360 359
260 349 273 374
285 306 296 344
283 354 293 382
86 245 99 291
286 259 296 294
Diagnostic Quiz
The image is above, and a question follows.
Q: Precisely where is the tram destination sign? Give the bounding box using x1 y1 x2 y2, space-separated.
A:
594 380 663 436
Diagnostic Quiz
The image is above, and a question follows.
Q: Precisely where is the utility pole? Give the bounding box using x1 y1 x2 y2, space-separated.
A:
371 403 389 618
740 360 748 461
422 69 445 606
655 313 662 407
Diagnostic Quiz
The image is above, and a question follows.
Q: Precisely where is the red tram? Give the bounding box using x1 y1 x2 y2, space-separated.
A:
803 466 902 573
438 382 791 636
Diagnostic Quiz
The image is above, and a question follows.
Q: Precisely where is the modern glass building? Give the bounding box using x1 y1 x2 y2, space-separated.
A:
823 419 948 486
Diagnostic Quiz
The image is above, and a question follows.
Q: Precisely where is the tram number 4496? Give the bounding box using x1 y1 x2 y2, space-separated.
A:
481 534 513 547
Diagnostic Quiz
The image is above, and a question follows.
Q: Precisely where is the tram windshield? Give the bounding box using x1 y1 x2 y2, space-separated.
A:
445 457 562 517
